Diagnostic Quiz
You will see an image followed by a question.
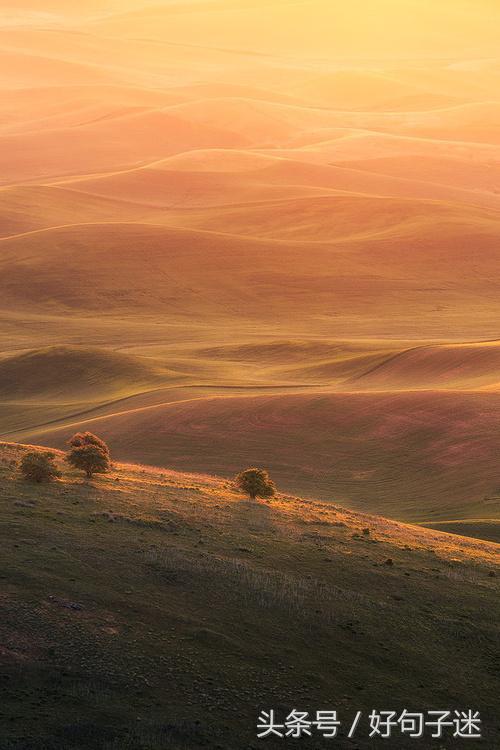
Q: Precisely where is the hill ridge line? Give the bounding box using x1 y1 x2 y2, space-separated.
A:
2 438 499 554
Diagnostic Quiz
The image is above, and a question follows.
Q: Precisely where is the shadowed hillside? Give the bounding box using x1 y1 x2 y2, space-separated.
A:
0 442 498 749
0 346 178 400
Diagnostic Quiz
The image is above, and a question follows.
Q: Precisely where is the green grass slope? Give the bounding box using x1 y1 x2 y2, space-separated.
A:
0 442 498 749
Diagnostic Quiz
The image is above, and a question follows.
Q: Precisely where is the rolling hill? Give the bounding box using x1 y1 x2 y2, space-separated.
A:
347 341 500 390
0 185 167 237
0 346 178 401
63 151 500 213
0 108 250 185
154 194 500 241
1 206 500 340
336 154 500 196
4 335 500 547
11 389 500 540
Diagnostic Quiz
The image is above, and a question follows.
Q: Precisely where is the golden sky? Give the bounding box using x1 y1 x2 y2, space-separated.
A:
3 1 500 60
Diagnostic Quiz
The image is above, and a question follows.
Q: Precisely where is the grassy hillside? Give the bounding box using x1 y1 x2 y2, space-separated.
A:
0 441 498 749
19 389 500 539
4 338 500 545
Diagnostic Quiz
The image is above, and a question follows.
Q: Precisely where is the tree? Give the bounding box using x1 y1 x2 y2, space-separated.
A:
20 451 61 483
235 467 276 500
68 431 110 457
66 432 110 479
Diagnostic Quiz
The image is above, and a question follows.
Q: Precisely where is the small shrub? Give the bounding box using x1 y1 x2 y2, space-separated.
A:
20 451 61 483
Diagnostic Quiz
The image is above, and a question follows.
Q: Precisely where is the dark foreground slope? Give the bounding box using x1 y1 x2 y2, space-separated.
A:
0 442 498 750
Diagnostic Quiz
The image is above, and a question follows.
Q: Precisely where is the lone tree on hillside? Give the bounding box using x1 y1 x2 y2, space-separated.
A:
20 451 61 483
69 432 110 457
235 467 276 500
65 432 110 479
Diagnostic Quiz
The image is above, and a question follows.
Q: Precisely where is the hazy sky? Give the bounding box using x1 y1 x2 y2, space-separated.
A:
2 1 500 60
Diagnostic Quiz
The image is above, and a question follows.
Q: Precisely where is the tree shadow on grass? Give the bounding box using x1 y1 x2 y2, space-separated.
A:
228 498 279 536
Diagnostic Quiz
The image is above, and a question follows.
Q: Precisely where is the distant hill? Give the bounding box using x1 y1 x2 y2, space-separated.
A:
2 212 500 340
0 346 176 401
347 341 500 391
